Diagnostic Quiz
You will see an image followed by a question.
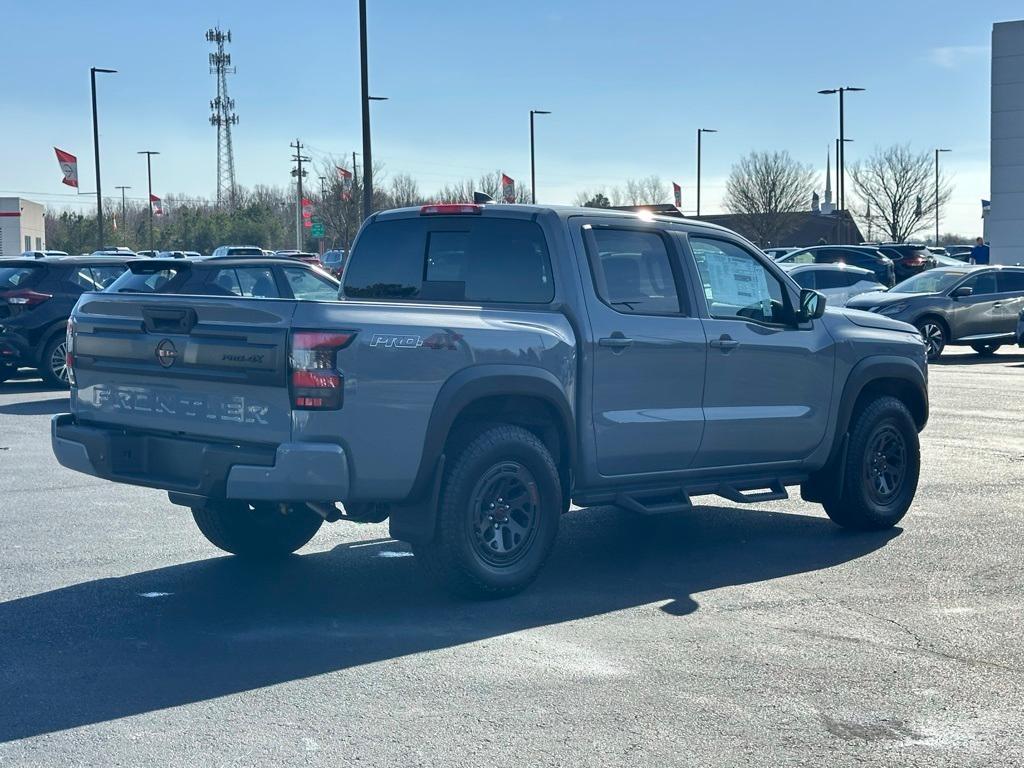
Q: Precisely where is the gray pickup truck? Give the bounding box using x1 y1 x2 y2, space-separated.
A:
52 204 929 597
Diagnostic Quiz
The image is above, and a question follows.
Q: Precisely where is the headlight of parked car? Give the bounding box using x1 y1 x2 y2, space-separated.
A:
877 303 909 316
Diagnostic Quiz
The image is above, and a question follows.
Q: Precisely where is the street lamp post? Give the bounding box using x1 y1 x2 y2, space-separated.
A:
696 128 717 217
530 109 551 204
818 87 864 211
114 186 131 246
935 148 951 246
358 0 389 221
137 151 159 252
90 67 117 250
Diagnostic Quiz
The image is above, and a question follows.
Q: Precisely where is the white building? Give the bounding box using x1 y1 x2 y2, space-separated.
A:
0 198 46 258
989 20 1024 264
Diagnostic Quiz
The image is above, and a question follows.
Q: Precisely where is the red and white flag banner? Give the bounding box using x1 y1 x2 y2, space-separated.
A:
55 148 79 188
337 166 353 201
673 182 682 208
150 194 163 216
501 173 515 204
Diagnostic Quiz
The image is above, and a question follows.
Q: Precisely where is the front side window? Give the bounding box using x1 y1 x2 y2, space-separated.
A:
815 270 857 290
690 237 789 324
586 228 681 315
790 271 815 289
65 267 104 293
961 272 997 296
89 265 125 288
282 267 338 301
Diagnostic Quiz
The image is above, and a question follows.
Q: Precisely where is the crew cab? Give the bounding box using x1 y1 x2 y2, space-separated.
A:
52 205 929 597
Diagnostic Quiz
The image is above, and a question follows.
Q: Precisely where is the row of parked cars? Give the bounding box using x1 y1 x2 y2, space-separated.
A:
1 249 344 386
764 243 1024 360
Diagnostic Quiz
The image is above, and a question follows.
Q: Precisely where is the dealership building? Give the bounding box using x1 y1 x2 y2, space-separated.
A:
0 198 46 258
990 20 1024 264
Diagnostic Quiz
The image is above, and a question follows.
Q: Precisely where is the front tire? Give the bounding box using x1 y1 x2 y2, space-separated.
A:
915 318 946 361
823 396 920 530
413 425 561 599
192 500 322 558
40 334 70 388
970 342 1001 356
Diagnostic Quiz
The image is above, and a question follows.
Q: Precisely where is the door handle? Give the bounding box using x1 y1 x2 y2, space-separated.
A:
599 335 634 350
709 335 740 351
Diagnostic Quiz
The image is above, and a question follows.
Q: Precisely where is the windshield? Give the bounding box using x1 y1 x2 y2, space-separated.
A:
0 265 44 290
892 270 969 294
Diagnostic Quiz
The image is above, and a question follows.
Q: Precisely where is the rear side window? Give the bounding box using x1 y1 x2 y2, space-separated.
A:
815 270 856 290
344 217 554 304
205 267 279 297
0 266 44 290
90 265 126 288
585 228 682 314
998 271 1024 293
790 271 815 289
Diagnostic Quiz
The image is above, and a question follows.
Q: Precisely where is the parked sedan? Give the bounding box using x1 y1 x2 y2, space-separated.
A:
0 255 129 386
846 265 1024 360
105 256 340 302
774 245 895 287
780 263 882 306
876 243 937 282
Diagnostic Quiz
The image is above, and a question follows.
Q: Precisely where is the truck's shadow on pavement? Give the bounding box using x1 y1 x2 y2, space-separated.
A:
0 504 897 743
0 396 69 416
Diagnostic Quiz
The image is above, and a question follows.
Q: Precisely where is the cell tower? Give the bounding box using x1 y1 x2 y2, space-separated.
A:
206 26 239 207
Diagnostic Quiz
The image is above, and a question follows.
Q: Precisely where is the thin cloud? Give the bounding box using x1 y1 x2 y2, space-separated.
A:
927 45 988 69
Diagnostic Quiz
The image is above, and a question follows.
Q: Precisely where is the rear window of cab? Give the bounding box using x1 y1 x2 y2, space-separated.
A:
343 217 554 304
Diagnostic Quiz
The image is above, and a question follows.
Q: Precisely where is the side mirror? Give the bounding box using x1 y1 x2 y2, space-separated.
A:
952 286 974 299
798 288 827 321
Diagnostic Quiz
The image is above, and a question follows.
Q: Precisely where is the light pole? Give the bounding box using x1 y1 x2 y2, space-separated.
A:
138 151 159 252
818 87 864 211
530 109 551 204
935 148 951 246
114 185 131 246
90 67 117 250
696 128 717 217
358 0 390 221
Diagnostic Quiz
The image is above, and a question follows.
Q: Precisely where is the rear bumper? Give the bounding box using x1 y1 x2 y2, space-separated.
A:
51 414 350 502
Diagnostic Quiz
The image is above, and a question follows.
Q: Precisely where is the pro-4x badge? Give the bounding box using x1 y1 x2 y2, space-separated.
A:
369 334 423 349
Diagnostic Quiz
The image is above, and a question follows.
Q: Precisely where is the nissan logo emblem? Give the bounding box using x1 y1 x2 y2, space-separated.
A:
155 339 178 368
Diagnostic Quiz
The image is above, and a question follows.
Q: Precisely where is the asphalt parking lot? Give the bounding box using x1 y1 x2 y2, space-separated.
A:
1 349 1022 767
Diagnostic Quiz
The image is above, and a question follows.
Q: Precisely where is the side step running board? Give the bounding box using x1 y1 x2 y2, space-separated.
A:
613 479 790 515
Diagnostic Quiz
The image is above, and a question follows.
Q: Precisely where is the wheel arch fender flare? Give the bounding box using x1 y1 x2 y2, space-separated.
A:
835 355 929 441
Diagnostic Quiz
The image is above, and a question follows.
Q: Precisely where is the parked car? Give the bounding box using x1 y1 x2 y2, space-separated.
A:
136 250 159 258
927 247 949 258
876 243 937 282
210 245 265 257
933 253 968 268
763 247 797 260
274 250 321 266
90 247 137 257
18 250 68 259
0 255 130 386
774 245 895 287
321 249 347 278
105 256 339 301
780 263 883 306
846 265 1024 360
54 203 929 597
946 245 973 262
156 250 202 259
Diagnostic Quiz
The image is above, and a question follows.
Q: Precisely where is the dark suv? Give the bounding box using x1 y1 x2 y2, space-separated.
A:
0 255 129 386
876 243 937 282
847 265 1024 360
774 245 895 287
104 257 339 301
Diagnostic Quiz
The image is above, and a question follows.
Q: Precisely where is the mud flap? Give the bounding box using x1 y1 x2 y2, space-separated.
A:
801 433 849 503
388 455 445 545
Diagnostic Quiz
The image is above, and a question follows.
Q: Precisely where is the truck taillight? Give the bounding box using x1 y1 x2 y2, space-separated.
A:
66 320 76 387
420 204 482 215
289 330 355 410
1 289 52 307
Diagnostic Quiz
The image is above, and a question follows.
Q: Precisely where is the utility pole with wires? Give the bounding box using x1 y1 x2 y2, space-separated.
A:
114 186 131 246
290 139 309 251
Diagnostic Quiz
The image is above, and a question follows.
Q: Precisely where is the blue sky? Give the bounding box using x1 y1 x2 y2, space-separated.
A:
2 0 1019 234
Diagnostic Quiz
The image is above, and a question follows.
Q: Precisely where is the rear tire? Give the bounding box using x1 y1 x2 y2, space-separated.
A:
413 425 561 599
915 318 946 361
822 396 920 531
40 334 70 388
192 500 322 558
970 342 1001 356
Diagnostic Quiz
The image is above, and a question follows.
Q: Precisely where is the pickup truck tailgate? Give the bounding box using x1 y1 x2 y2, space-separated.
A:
69 293 297 444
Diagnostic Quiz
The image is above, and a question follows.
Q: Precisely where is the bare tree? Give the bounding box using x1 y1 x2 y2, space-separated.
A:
723 151 816 246
432 171 530 204
622 175 669 205
849 144 951 243
388 174 425 208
